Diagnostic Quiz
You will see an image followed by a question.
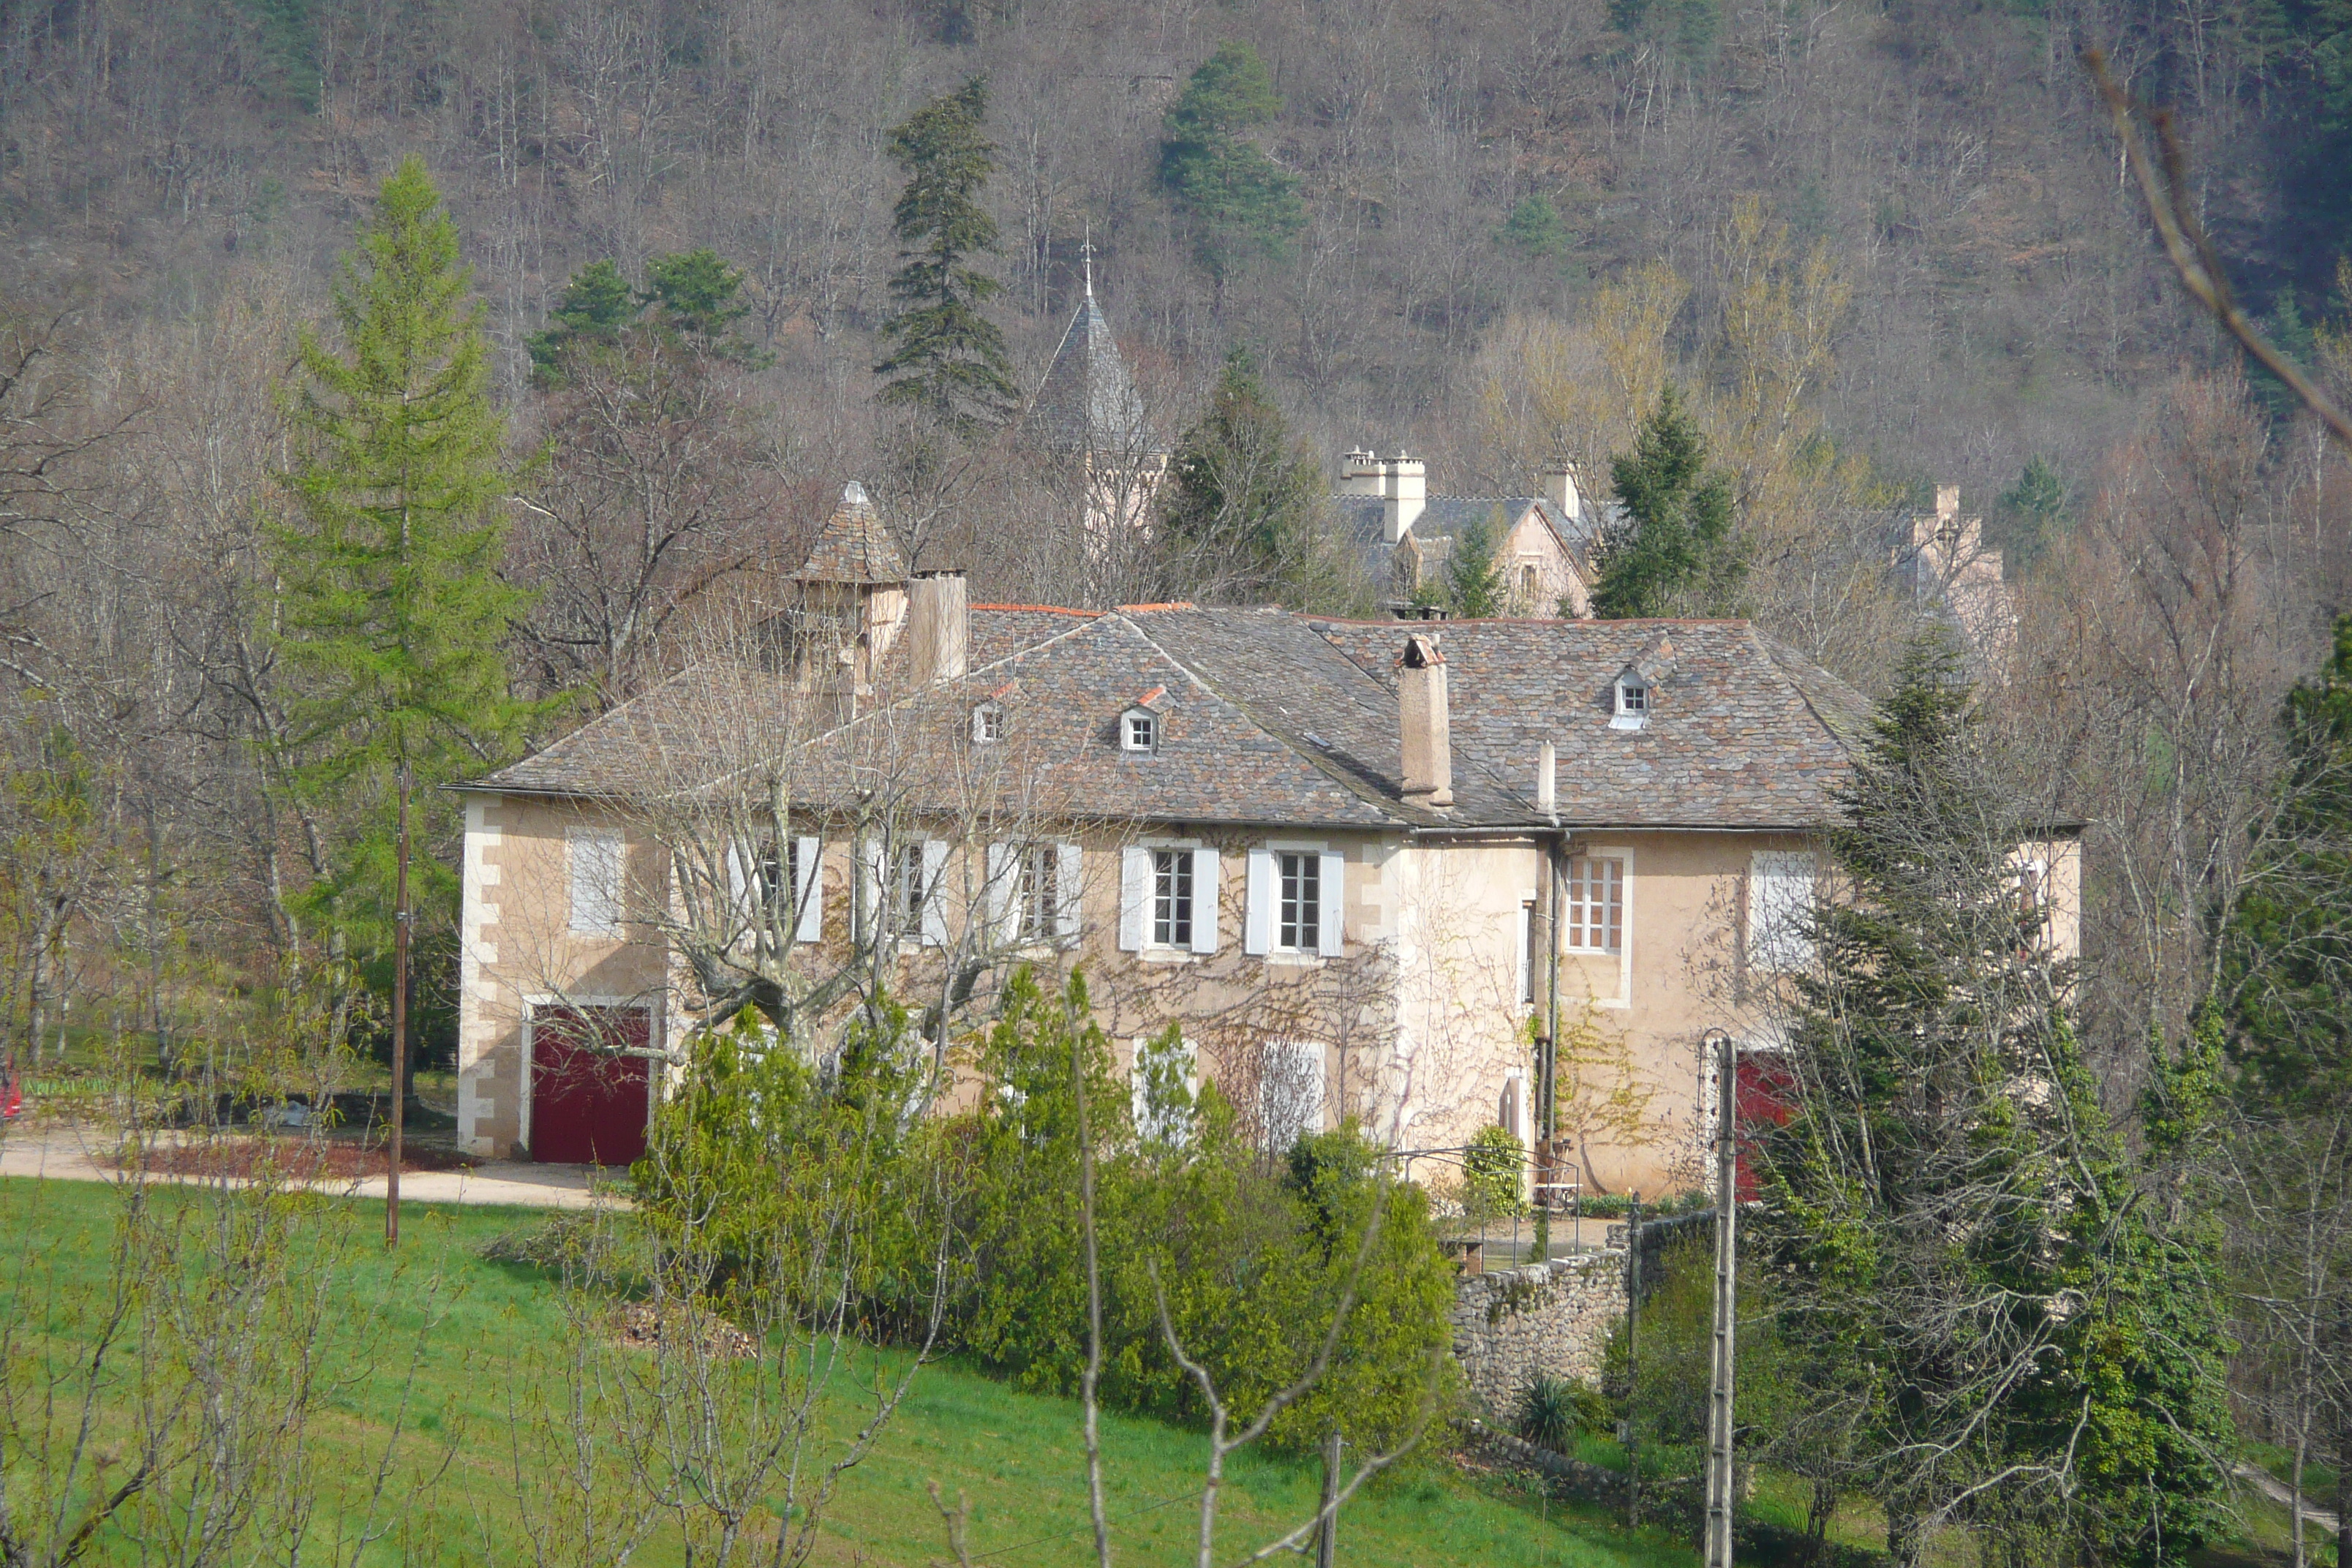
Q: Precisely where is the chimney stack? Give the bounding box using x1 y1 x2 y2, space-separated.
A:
905 570 968 686
1338 448 1382 497
1397 633 1453 808
1539 461 1582 524
1537 739 1556 818
1382 451 1427 543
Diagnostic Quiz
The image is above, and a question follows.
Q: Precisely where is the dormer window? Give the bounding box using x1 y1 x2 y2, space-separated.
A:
1123 711 1157 752
972 702 1006 744
1612 674 1650 730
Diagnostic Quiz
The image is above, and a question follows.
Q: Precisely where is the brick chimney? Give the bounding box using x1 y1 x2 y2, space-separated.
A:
1382 451 1427 543
905 570 968 686
1397 633 1453 807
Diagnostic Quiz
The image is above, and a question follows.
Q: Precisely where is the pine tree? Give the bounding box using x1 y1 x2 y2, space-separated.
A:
1589 385 1746 618
873 78 1018 437
527 258 637 385
1994 454 2069 573
1444 508 1507 617
274 154 538 943
1158 348 1335 607
1159 42 1305 284
1754 641 2231 1567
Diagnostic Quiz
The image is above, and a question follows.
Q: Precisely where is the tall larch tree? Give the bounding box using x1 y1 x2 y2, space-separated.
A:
272 154 537 1003
874 78 1018 437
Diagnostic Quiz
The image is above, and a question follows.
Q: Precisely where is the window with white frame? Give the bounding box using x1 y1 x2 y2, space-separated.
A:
1563 854 1624 952
1277 851 1322 951
1153 848 1193 947
972 703 1006 744
1016 843 1060 945
889 842 930 932
568 829 626 935
1749 850 1817 971
1123 710 1157 751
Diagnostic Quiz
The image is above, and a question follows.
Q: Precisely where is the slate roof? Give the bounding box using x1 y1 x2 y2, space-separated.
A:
474 601 1873 834
795 483 908 584
1023 292 1152 456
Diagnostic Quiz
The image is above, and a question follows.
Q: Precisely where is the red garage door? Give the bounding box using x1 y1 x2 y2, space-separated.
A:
530 1006 652 1166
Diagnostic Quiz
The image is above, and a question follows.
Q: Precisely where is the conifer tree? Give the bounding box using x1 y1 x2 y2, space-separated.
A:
1589 385 1745 618
526 258 636 384
1754 641 2231 1567
274 159 538 1218
1159 42 1305 285
873 78 1018 436
1443 509 1507 617
1158 348 1334 606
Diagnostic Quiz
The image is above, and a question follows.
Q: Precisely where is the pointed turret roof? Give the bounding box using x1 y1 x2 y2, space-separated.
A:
1025 287 1153 456
794 482 908 584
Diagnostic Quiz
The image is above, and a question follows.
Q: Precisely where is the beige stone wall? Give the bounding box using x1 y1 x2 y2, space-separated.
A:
456 792 673 1158
456 795 2081 1189
1450 1254 1629 1414
1503 510 1589 617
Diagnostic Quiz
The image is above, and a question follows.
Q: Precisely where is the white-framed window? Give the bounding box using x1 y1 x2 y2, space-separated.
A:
1518 562 1539 603
1018 844 1060 944
741 835 823 943
990 840 1082 947
1120 845 1219 954
1123 710 1157 752
1244 847 1343 957
972 702 1006 744
1278 852 1322 951
1612 674 1650 730
1259 1039 1325 1150
889 842 928 931
1564 853 1624 953
1749 850 1817 971
1153 848 1193 946
567 829 626 936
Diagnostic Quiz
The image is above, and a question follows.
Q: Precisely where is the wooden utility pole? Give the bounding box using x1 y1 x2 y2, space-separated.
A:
1626 1188 1643 1529
1703 1029 1737 1568
1316 1431 1341 1568
386 759 410 1248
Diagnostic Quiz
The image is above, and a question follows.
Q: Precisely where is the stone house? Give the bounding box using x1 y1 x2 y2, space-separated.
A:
454 486 2078 1192
1332 451 1596 617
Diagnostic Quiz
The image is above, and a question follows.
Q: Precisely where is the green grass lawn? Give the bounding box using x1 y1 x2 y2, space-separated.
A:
1 1175 1696 1567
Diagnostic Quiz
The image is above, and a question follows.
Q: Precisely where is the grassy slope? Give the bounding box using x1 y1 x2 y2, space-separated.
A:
0 1175 1695 1567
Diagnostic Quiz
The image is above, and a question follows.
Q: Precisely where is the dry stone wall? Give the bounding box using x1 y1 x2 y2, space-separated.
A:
1448 1251 1627 1419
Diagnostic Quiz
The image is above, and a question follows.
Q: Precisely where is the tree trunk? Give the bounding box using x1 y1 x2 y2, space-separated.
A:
1888 1510 1922 1568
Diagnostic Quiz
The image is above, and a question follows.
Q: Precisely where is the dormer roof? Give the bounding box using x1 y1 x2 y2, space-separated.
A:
795 482 908 585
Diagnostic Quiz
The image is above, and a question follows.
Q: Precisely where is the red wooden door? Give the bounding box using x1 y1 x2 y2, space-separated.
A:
1733 1050 1795 1202
529 1006 652 1166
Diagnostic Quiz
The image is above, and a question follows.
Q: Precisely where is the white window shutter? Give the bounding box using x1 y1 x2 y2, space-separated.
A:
1055 843 1084 943
569 830 625 935
1245 848 1275 955
794 836 822 943
1118 848 1149 951
1316 851 1346 957
726 841 749 919
1190 848 1221 954
985 843 1014 941
921 840 951 947
1749 851 1816 970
